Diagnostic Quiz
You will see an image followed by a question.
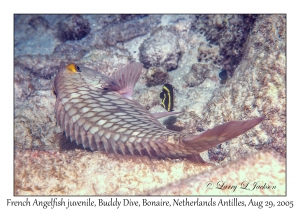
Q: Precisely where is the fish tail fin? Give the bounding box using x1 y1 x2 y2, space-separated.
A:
183 117 265 154
104 62 143 99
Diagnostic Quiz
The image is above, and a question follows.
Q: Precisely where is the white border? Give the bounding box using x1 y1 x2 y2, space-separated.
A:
1 0 297 209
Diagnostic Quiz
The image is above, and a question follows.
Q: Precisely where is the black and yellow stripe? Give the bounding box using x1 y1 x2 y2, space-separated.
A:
159 84 174 112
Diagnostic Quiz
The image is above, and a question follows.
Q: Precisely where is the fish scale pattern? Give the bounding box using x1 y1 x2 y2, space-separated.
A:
53 63 264 162
53 66 192 158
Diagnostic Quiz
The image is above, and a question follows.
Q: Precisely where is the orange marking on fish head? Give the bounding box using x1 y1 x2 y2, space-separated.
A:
66 63 81 73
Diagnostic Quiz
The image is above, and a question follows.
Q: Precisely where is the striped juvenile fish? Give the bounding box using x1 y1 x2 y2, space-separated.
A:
160 84 174 112
53 62 264 163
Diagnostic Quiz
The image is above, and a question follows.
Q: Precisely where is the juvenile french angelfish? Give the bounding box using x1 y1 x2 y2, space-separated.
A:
160 84 174 112
53 62 264 163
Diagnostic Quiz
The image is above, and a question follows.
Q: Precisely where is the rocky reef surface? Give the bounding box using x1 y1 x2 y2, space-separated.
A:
14 14 286 195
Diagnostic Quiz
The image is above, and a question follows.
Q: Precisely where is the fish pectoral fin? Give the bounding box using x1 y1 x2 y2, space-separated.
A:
183 117 265 153
103 62 144 99
152 111 182 119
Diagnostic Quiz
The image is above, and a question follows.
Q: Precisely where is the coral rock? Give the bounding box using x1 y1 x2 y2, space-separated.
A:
57 15 90 42
139 26 181 71
145 66 169 86
200 14 286 161
192 14 257 75
184 63 216 87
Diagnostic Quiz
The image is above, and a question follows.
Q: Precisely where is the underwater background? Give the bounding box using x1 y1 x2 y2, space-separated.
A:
14 14 286 195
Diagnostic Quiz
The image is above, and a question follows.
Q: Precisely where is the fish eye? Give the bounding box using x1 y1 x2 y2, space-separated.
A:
76 65 81 72
66 63 82 73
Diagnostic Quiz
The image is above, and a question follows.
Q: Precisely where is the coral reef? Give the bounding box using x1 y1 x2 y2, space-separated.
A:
14 90 58 151
200 15 286 162
53 15 161 59
13 14 285 195
192 14 258 76
57 15 91 42
134 86 161 110
184 63 217 87
197 42 221 64
145 66 169 86
14 54 63 79
14 15 61 56
139 26 181 71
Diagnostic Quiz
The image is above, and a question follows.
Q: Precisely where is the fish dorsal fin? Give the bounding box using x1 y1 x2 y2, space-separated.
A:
104 62 143 99
152 111 182 119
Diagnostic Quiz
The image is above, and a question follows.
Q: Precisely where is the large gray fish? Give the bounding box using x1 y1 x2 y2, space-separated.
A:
53 62 264 163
